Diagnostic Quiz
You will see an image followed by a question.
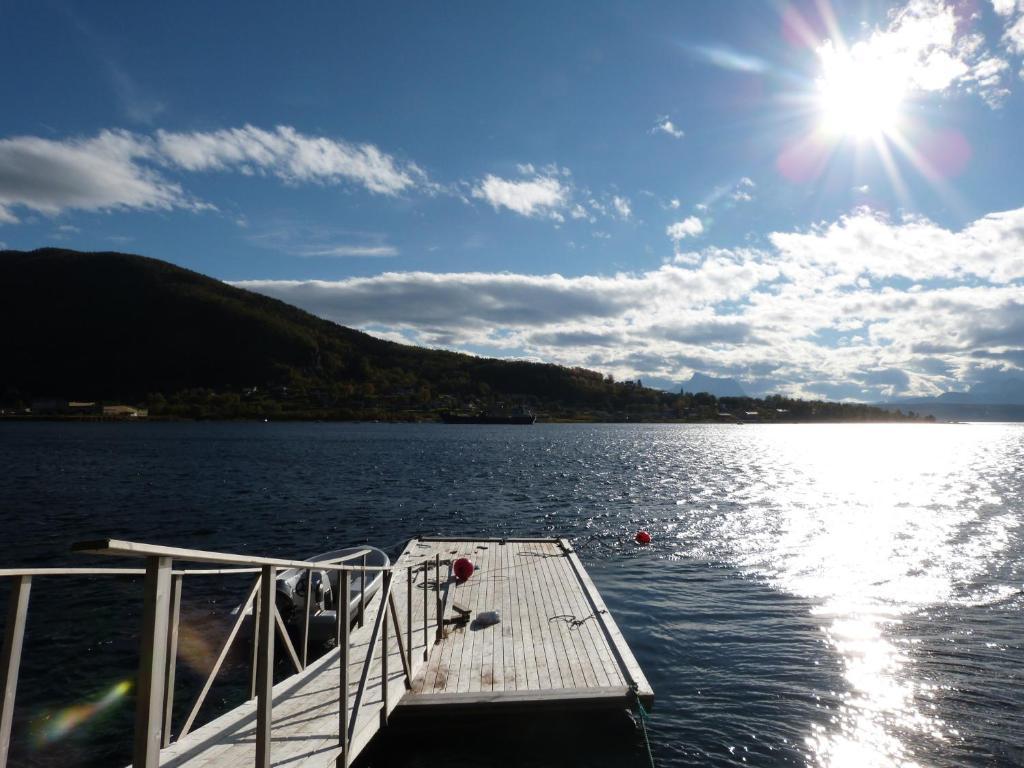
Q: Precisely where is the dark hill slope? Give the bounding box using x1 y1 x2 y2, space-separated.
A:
0 249 925 422
0 248 650 413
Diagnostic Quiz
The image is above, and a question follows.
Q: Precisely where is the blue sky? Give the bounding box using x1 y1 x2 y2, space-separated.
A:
2 0 1023 399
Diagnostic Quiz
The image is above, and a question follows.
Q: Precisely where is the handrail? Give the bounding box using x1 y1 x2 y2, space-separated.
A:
71 539 382 571
0 538 437 768
0 567 271 577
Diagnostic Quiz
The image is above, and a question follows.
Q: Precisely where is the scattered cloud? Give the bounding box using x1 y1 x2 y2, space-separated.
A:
570 204 593 222
0 130 192 221
731 176 756 202
237 204 1024 400
246 222 398 259
0 125 429 222
612 195 632 219
296 245 398 258
650 116 684 139
156 125 425 195
1001 11 1024 54
472 172 569 220
666 216 704 241
821 0 1014 108
991 0 1018 16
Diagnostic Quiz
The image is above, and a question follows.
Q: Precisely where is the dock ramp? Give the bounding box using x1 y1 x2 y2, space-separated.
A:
0 537 652 768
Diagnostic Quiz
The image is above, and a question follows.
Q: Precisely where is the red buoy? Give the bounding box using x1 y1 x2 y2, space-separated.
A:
453 557 475 581
634 530 652 545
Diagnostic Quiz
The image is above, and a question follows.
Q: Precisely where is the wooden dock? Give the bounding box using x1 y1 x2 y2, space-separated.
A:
0 537 652 768
408 538 652 712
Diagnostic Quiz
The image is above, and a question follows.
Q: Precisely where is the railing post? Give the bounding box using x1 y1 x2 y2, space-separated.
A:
249 582 261 700
133 556 172 768
405 566 412 672
380 571 391 727
161 573 183 748
336 571 350 768
434 554 442 643
301 569 312 669
421 563 428 661
0 575 31 768
255 565 276 768
359 554 366 628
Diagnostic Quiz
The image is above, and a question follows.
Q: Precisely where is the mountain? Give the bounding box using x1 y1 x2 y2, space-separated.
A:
681 372 748 398
889 378 1024 407
934 378 1024 405
0 248 925 423
877 377 1024 421
0 248 688 419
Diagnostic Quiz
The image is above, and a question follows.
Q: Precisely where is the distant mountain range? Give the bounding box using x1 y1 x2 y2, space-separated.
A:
680 372 748 398
888 378 1024 406
877 378 1024 421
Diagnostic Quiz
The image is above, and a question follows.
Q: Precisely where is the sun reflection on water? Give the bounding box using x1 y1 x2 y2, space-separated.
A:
678 424 1020 767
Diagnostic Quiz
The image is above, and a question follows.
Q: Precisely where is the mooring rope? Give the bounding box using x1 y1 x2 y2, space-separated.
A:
630 685 656 768
547 611 606 630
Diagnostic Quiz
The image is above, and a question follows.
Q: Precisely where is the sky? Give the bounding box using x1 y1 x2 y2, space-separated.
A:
1 0 1023 401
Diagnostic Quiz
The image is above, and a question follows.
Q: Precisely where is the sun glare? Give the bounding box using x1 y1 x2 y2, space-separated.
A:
816 41 907 140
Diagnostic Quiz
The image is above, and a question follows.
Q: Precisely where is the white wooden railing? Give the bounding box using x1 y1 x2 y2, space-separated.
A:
0 539 445 768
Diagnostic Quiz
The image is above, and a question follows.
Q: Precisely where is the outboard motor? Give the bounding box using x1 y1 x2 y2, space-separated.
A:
277 568 332 625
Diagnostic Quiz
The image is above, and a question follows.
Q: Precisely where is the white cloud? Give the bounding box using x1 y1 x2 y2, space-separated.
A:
991 0 1018 16
570 204 593 222
0 125 429 222
731 177 756 202
0 130 191 220
651 116 684 139
768 207 1024 284
1003 13 1024 54
822 0 1013 107
666 216 704 241
612 195 632 219
156 125 424 195
297 245 398 258
472 173 569 220
236 204 1024 400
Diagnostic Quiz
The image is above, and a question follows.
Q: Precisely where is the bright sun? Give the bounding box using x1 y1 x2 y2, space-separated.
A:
816 41 907 140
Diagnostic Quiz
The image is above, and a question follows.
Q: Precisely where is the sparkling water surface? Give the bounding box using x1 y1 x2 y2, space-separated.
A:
0 422 1021 767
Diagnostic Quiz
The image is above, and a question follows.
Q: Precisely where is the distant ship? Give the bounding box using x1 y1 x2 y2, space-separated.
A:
440 408 536 425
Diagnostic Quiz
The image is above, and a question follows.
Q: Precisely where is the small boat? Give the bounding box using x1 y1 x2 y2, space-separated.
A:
234 545 390 648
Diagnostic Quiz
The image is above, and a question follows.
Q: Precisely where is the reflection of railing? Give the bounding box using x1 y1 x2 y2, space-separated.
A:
0 540 445 768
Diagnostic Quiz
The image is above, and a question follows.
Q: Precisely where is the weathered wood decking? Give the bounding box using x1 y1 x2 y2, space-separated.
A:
142 537 652 767
408 538 652 710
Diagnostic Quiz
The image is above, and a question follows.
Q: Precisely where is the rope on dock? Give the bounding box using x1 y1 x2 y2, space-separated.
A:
547 610 606 630
630 685 656 768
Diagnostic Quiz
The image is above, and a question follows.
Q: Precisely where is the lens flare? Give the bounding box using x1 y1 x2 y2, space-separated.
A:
31 679 133 747
176 620 218 676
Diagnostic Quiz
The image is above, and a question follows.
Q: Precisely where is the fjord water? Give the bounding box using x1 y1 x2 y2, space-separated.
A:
0 422 1021 767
